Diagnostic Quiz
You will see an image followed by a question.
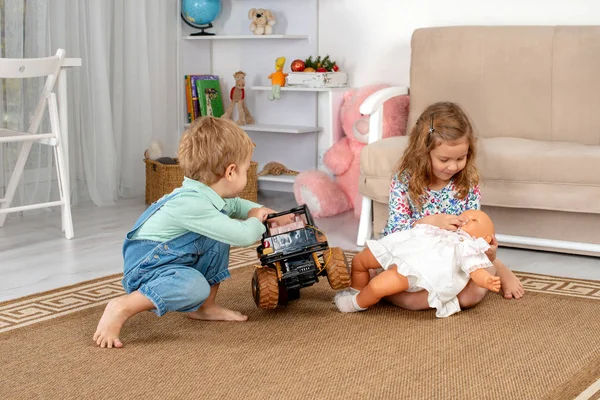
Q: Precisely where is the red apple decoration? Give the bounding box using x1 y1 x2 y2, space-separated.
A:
291 59 305 72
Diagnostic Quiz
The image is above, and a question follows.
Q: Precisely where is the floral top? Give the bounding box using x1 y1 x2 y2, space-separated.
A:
382 171 481 236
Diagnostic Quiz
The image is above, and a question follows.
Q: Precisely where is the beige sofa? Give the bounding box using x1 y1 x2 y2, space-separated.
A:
358 26 600 256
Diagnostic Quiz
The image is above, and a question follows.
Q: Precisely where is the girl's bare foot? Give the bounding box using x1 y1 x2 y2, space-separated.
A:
188 304 248 321
93 291 154 348
495 261 525 299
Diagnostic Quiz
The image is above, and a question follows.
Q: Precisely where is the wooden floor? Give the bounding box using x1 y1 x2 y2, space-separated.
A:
1 191 599 302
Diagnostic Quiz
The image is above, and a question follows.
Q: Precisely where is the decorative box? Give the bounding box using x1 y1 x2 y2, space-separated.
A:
286 71 348 88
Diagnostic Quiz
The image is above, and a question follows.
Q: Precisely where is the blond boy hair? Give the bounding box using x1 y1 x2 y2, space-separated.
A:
178 117 254 185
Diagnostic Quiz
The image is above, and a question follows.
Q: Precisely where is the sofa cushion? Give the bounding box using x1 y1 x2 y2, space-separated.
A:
359 136 600 214
407 26 600 146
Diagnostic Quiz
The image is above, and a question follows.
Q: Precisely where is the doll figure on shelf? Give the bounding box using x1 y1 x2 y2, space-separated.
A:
335 210 501 318
221 71 255 125
268 57 288 101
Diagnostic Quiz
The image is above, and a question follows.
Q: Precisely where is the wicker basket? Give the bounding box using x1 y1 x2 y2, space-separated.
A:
144 158 184 204
241 161 259 203
144 159 259 204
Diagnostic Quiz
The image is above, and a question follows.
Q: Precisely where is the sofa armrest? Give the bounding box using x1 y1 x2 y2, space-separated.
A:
359 86 409 144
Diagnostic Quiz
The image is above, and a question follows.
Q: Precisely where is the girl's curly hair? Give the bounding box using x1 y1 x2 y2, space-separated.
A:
393 102 479 209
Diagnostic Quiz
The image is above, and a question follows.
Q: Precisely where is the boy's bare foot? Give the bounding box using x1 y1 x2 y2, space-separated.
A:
93 298 128 348
93 291 154 348
496 262 525 299
188 304 248 321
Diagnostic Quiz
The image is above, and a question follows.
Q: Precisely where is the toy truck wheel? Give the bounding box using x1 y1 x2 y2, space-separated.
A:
252 267 279 309
324 247 351 290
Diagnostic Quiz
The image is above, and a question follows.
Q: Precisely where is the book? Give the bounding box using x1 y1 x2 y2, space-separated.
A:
190 75 202 119
195 76 224 118
184 75 193 123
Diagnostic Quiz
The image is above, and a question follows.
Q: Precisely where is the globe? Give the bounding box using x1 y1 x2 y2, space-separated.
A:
181 0 222 36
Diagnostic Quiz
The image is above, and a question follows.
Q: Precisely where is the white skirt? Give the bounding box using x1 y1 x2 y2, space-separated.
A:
367 224 492 318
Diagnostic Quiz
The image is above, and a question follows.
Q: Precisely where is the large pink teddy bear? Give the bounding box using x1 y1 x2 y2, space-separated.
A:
293 84 410 218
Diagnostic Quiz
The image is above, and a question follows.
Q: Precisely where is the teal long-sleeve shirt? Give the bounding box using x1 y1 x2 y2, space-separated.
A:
133 177 266 247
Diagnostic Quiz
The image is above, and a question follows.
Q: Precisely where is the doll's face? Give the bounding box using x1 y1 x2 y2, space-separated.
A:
459 210 495 243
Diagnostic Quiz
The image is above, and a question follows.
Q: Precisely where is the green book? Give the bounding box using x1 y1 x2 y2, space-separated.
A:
195 77 224 118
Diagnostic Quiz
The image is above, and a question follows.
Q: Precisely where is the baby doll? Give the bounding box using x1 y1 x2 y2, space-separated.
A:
335 210 501 317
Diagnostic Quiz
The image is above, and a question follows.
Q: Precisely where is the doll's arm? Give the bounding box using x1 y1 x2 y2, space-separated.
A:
462 239 500 292
323 137 353 175
469 269 501 292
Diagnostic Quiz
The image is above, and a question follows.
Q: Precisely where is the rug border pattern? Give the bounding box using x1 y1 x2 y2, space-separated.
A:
2 247 600 335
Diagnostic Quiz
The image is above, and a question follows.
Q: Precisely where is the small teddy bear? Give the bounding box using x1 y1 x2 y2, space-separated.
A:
248 8 276 35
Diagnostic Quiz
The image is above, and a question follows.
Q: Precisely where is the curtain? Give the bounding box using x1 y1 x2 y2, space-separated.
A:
50 0 178 205
0 0 177 211
0 0 54 213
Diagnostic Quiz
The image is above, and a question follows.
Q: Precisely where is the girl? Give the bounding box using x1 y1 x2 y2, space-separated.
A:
366 102 522 312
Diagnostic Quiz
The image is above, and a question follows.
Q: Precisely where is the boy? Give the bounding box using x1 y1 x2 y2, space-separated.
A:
94 117 283 348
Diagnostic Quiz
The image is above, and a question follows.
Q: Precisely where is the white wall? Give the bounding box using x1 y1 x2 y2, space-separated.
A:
318 0 600 88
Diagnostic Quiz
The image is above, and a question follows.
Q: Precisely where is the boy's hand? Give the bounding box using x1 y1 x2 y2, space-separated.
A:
416 213 466 231
248 207 271 222
485 235 498 262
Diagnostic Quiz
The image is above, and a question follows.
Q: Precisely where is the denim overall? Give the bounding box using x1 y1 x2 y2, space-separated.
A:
122 190 230 316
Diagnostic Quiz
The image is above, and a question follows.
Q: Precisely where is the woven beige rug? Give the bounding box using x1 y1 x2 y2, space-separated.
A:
2 246 600 400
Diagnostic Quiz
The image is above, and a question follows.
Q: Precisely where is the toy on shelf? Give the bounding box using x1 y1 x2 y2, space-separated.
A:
258 161 299 177
221 71 255 125
248 8 276 35
267 57 288 101
294 84 410 218
335 210 501 317
251 205 351 309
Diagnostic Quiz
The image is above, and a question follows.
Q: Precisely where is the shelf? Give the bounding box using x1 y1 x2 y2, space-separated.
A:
183 123 320 134
257 175 297 184
243 124 321 134
251 86 346 92
183 34 308 40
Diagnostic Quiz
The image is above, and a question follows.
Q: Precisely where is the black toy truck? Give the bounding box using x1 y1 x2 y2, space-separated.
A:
252 204 351 309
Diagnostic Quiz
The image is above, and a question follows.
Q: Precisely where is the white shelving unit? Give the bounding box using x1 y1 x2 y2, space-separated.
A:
251 86 342 92
176 0 344 192
257 175 297 184
183 34 309 40
242 124 321 134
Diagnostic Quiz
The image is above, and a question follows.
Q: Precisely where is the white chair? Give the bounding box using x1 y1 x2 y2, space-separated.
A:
356 86 409 246
0 49 74 239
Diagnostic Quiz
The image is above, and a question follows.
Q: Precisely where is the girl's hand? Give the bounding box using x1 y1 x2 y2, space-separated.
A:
416 214 466 231
485 235 498 262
